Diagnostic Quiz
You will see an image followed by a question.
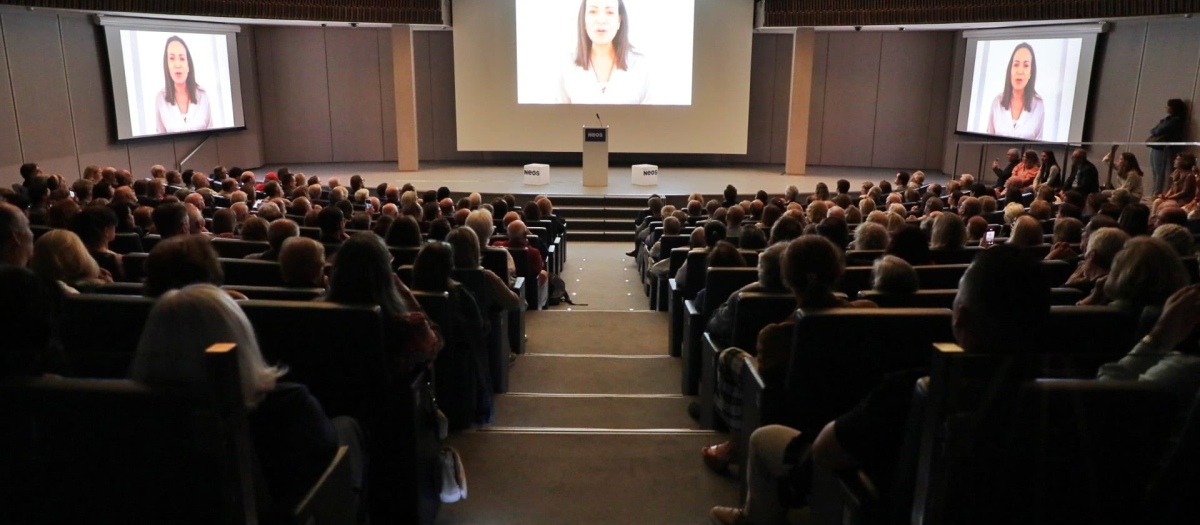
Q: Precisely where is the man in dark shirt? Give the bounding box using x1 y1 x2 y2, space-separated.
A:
991 149 1020 189
1063 149 1100 196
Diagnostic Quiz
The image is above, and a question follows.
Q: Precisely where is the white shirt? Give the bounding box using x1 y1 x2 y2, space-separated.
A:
156 87 213 134
986 93 1044 140
556 51 650 105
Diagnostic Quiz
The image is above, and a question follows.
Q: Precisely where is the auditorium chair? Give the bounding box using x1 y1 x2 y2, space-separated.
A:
239 300 442 525
60 294 155 377
299 226 322 239
211 237 271 259
222 285 324 301
647 234 691 311
30 224 52 240
840 265 970 298
666 246 693 356
221 258 287 287
109 232 144 254
74 281 145 296
389 246 422 269
453 267 518 377
480 248 527 355
929 247 983 265
141 234 162 252
413 289 479 429
845 250 885 267
857 287 1086 309
0 344 356 525
679 267 758 395
1039 259 1076 288
912 344 1184 525
505 246 543 310
697 291 795 429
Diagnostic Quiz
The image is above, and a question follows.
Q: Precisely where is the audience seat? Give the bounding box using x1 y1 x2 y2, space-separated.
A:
211 238 271 259
221 258 287 287
0 344 355 525
109 232 144 254
680 267 758 395
858 287 1086 309
60 294 156 378
840 265 970 297
223 285 324 301
122 252 149 282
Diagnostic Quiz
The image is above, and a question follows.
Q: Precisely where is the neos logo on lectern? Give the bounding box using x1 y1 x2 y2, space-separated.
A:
524 169 541 177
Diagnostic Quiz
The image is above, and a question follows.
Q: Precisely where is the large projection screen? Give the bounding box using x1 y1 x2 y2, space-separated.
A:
955 24 1102 143
100 17 247 141
453 0 753 154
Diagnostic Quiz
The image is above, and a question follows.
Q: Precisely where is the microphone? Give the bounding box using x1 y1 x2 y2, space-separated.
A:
596 113 604 127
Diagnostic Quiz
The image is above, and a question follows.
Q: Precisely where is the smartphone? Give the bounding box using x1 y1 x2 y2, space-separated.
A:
365 202 373 211
984 230 996 247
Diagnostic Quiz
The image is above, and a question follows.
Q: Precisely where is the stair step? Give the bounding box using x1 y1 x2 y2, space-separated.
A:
571 231 634 242
568 218 636 232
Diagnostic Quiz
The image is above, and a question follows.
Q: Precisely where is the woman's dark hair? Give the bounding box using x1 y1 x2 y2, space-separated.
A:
70 205 118 247
887 225 932 266
412 242 455 293
574 0 632 71
1177 152 1197 171
769 216 802 245
1041 150 1058 170
385 216 423 248
782 235 846 300
1000 43 1038 111
1119 152 1142 177
523 202 542 222
1167 99 1187 117
437 187 451 201
1023 150 1039 166
326 232 407 315
703 221 727 247
144 235 223 298
372 215 395 238
427 218 452 242
706 241 745 268
492 199 509 218
723 185 738 204
422 202 440 223
816 217 849 251
1004 188 1024 206
162 36 199 107
739 226 768 250
1118 203 1151 238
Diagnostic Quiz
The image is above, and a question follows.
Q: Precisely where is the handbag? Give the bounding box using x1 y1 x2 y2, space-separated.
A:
439 446 468 503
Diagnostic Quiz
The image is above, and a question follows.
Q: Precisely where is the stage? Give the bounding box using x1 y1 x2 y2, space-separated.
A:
257 161 950 197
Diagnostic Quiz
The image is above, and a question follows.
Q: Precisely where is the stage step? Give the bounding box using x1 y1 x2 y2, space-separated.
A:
554 206 644 220
566 218 637 232
571 231 635 242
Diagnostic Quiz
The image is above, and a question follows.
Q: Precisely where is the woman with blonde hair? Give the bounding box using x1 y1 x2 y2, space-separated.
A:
930 212 967 250
1100 237 1190 312
130 284 366 514
29 229 109 293
1007 215 1044 248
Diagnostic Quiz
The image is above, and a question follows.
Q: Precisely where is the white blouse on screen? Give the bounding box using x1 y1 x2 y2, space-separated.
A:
556 51 650 105
986 93 1044 140
156 87 213 134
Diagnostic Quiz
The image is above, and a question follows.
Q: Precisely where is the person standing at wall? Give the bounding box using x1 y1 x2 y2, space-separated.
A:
1148 99 1188 195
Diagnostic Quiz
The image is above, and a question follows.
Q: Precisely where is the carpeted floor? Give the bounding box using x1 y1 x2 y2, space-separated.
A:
436 242 738 525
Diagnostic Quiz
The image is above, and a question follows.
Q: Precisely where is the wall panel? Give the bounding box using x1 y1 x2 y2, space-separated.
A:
1086 21 1146 144
379 29 398 161
924 33 953 170
1129 18 1200 165
60 16 130 172
769 34 794 164
412 31 436 161
216 28 264 170
743 33 777 163
126 140 176 177
256 26 332 163
3 12 78 178
806 33 829 165
872 32 939 169
820 32 882 167
0 15 24 182
428 31 464 161
326 28 385 162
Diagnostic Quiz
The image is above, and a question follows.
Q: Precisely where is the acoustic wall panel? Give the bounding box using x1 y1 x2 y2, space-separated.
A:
60 15 130 172
326 28 385 162
819 32 882 167
3 12 79 178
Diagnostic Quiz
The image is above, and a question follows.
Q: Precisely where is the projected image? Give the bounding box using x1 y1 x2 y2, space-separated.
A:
516 0 694 105
963 38 1083 142
119 30 236 137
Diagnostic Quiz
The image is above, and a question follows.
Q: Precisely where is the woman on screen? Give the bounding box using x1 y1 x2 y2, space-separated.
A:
155 36 213 134
986 43 1044 140
555 0 650 105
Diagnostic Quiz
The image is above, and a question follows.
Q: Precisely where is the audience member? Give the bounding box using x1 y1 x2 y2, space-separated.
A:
706 243 786 344
152 202 189 239
129 284 366 511
317 207 348 243
0 266 65 378
930 213 966 250
1093 237 1189 312
240 217 269 242
279 237 327 288
247 219 299 261
1007 215 1044 248
30 229 109 293
70 205 124 280
887 225 931 266
1153 223 1194 257
872 255 919 295
1098 284 1200 395
1064 226 1129 297
144 235 224 298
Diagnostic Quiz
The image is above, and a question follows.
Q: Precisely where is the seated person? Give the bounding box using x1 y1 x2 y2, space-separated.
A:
707 243 786 344
0 266 65 378
446 227 523 312
1063 227 1128 297
70 205 124 281
278 237 327 289
709 244 1051 525
385 216 423 248
151 202 189 239
693 241 747 312
1083 237 1189 312
246 219 299 261
493 220 548 306
144 235 243 299
1098 284 1200 396
30 229 110 293
703 235 876 474
465 209 516 285
871 255 919 296
317 206 349 244
129 284 367 516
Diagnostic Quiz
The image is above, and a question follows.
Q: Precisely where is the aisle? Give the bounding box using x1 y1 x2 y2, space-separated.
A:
437 243 739 525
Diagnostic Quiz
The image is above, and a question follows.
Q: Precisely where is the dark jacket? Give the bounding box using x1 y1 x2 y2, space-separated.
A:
1149 115 1187 150
1065 159 1100 196
248 382 339 505
993 160 1019 188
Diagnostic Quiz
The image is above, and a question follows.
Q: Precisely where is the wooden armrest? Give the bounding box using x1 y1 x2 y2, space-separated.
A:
292 446 356 523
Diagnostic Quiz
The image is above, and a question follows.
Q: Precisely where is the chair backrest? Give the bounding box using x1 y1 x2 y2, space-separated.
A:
389 247 422 269
0 345 255 525
925 379 1183 525
682 249 711 298
859 287 1087 309
60 294 156 378
211 238 271 259
730 292 797 351
298 226 321 239
668 246 690 277
221 258 287 287
481 248 509 281
701 268 760 317
122 252 150 282
1039 259 1075 288
222 285 324 301
840 265 970 297
73 282 145 296
846 250 885 267
141 234 162 252
658 235 690 258
929 247 982 265
109 232 144 254
784 308 954 435
1044 305 1139 356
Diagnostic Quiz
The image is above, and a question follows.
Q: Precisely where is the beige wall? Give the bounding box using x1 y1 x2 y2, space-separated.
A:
942 17 1200 182
0 8 263 189
254 26 397 165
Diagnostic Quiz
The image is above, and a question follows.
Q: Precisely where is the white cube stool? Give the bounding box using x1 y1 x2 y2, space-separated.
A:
523 164 550 186
631 164 658 186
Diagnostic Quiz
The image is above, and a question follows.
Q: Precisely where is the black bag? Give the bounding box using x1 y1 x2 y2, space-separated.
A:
547 275 584 306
